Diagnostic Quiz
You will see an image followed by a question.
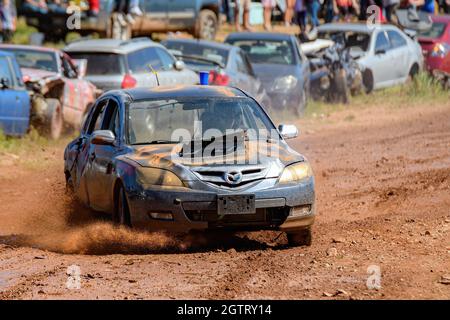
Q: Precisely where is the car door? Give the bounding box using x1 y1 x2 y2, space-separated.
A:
85 99 122 211
140 0 169 32
386 30 410 81
0 56 30 136
167 0 196 30
370 30 395 88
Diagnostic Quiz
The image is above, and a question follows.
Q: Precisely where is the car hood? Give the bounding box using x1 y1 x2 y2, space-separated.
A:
251 63 299 89
21 68 58 81
125 140 304 181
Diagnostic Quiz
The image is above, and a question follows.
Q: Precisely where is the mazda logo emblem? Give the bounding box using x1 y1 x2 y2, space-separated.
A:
224 171 243 185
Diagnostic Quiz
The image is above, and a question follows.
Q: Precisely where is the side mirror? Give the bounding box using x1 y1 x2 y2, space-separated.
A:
0 77 10 89
174 60 185 71
375 48 386 55
278 124 299 139
91 130 116 146
72 59 88 78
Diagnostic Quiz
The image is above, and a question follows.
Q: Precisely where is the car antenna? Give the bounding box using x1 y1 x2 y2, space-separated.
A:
148 63 160 86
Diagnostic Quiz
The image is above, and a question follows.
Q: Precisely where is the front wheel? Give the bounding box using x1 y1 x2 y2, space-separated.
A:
287 228 312 247
42 98 63 140
194 9 218 40
113 183 132 227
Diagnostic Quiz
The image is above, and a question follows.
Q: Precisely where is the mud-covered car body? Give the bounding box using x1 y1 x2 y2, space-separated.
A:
64 86 315 244
0 45 98 130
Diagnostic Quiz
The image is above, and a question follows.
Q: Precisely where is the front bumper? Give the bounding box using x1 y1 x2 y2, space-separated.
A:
127 178 315 233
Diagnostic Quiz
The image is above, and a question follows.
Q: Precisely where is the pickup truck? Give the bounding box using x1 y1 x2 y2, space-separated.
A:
21 0 220 42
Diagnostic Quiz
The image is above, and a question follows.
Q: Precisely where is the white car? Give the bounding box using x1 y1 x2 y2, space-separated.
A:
317 23 424 92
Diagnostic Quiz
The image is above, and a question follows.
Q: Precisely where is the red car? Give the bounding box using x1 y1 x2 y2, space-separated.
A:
418 15 450 76
0 45 99 139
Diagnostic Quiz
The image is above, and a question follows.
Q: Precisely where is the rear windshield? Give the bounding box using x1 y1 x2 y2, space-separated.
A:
65 52 124 75
164 41 229 67
226 39 295 65
2 48 58 73
418 22 447 38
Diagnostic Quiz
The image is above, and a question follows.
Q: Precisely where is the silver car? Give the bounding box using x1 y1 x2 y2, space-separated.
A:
64 38 198 91
318 23 424 92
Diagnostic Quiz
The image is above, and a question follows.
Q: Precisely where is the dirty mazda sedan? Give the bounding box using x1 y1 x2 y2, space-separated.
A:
64 86 315 246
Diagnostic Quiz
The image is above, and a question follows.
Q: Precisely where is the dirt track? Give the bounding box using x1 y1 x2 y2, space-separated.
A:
0 102 449 300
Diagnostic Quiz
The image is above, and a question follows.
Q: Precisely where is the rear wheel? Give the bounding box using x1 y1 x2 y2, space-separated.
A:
194 9 218 40
408 63 419 80
42 98 63 140
114 183 132 227
287 228 312 247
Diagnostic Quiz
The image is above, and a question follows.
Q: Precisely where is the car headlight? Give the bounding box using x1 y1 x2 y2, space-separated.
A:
431 43 450 58
273 75 298 92
279 162 312 184
136 167 184 187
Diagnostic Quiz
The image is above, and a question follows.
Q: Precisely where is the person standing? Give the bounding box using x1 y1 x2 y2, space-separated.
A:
384 0 400 22
0 0 16 43
295 0 307 33
306 0 320 27
262 0 276 30
285 0 296 26
234 0 252 31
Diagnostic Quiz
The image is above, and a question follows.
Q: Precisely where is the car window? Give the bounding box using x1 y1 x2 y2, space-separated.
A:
128 47 164 74
87 100 108 135
155 48 176 71
228 39 295 65
387 30 407 49
101 100 120 139
163 40 230 66
0 57 13 86
66 52 124 75
375 31 391 52
235 52 250 74
418 22 447 38
1 48 59 73
61 55 78 78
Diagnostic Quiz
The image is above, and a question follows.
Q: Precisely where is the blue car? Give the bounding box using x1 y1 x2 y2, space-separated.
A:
0 51 30 137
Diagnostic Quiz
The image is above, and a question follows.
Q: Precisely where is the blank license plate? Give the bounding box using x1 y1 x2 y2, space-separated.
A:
217 194 256 215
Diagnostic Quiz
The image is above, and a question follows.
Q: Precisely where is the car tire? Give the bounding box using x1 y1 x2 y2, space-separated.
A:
44 98 63 140
287 228 312 247
194 9 218 40
362 69 374 94
409 63 419 80
114 183 132 227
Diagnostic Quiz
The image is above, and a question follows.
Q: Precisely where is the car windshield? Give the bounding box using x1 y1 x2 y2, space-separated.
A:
418 22 447 38
318 31 371 52
128 97 275 145
2 48 58 72
65 52 124 75
164 41 229 69
227 39 295 65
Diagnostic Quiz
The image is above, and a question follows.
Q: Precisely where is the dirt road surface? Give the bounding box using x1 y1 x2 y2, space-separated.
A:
0 102 449 300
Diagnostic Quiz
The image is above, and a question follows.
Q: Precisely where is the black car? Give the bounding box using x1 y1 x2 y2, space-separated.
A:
64 86 315 246
225 32 311 115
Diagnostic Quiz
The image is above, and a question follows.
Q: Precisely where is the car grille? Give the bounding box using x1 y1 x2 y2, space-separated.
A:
192 165 267 188
184 206 290 228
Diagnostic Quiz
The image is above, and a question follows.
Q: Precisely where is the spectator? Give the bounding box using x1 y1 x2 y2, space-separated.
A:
295 0 307 33
47 0 67 14
222 0 232 23
285 0 296 26
88 0 99 16
21 0 48 15
234 0 252 31
384 0 400 22
334 0 359 21
420 0 435 12
324 0 337 22
306 0 320 28
129 0 142 16
0 0 16 43
262 0 276 30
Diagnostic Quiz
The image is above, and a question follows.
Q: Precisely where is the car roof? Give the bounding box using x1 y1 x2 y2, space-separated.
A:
318 22 404 34
0 44 59 53
116 85 247 101
64 37 161 54
225 32 293 42
163 38 235 52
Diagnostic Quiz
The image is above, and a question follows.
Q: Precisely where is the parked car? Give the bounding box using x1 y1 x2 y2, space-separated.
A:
317 23 424 93
21 0 220 42
418 15 450 77
0 44 98 139
225 32 310 115
0 51 30 137
161 38 272 108
64 85 315 246
64 38 198 92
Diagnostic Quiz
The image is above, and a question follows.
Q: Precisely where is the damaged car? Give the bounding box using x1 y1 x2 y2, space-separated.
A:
0 45 99 139
64 86 316 246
